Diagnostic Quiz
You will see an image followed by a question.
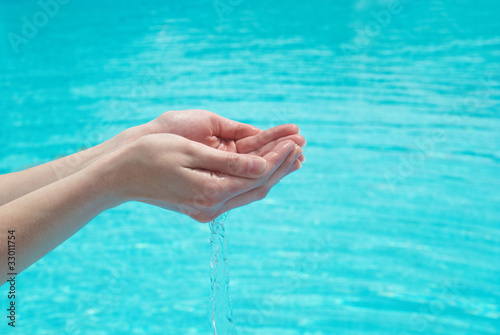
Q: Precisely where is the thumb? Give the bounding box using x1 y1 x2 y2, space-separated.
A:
190 144 267 178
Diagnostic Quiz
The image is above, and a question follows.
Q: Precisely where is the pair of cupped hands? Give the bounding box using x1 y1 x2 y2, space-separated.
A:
95 110 306 222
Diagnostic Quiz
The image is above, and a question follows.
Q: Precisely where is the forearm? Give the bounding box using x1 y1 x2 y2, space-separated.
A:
0 154 124 284
0 125 147 206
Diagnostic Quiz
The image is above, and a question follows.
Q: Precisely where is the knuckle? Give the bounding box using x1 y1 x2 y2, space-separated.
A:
262 128 274 142
226 154 241 173
182 139 196 156
234 123 243 136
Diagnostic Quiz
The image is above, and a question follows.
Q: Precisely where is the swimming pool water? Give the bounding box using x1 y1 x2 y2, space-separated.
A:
1 0 499 334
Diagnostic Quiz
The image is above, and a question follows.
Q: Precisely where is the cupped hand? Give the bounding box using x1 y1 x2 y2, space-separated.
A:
112 133 303 222
98 110 305 175
145 109 306 161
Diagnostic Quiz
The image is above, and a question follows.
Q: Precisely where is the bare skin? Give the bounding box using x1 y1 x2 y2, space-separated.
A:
0 110 306 284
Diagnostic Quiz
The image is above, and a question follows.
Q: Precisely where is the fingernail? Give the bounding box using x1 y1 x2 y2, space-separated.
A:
294 147 303 159
291 161 302 172
249 157 267 174
284 141 295 151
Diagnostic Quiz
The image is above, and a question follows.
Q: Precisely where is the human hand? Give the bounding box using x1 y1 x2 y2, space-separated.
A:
0 110 305 281
144 109 306 161
48 109 304 201
94 110 305 170
107 133 303 222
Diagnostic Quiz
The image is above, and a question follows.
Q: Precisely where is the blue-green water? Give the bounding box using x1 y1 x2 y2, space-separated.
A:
1 0 499 334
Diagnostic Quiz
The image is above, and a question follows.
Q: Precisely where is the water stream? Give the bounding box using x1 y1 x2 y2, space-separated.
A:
208 212 234 335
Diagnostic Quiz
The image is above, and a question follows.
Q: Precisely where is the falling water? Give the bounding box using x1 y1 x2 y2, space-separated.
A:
208 212 235 335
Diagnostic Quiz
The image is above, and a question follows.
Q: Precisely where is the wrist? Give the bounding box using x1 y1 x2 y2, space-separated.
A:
50 146 102 180
81 146 131 209
93 124 151 159
54 124 152 180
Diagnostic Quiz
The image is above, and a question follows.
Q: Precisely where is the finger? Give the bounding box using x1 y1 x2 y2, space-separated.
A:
246 134 306 157
236 124 300 154
140 151 303 222
187 140 297 209
187 142 268 178
210 113 262 140
180 139 296 221
287 158 303 174
212 140 297 203
220 145 303 211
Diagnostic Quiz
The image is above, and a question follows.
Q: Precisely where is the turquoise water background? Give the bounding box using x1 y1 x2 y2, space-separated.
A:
1 0 499 334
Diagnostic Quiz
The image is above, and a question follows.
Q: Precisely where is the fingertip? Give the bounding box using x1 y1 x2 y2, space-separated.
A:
264 139 297 165
288 159 302 174
282 139 296 151
295 160 303 170
285 134 306 147
288 124 300 133
292 160 302 171
275 124 299 136
294 147 303 159
295 134 306 146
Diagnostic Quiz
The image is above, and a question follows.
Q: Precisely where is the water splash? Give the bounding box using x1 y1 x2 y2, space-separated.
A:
208 212 234 335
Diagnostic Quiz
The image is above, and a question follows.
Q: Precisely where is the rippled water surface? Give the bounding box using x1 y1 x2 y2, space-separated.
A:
1 0 499 334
